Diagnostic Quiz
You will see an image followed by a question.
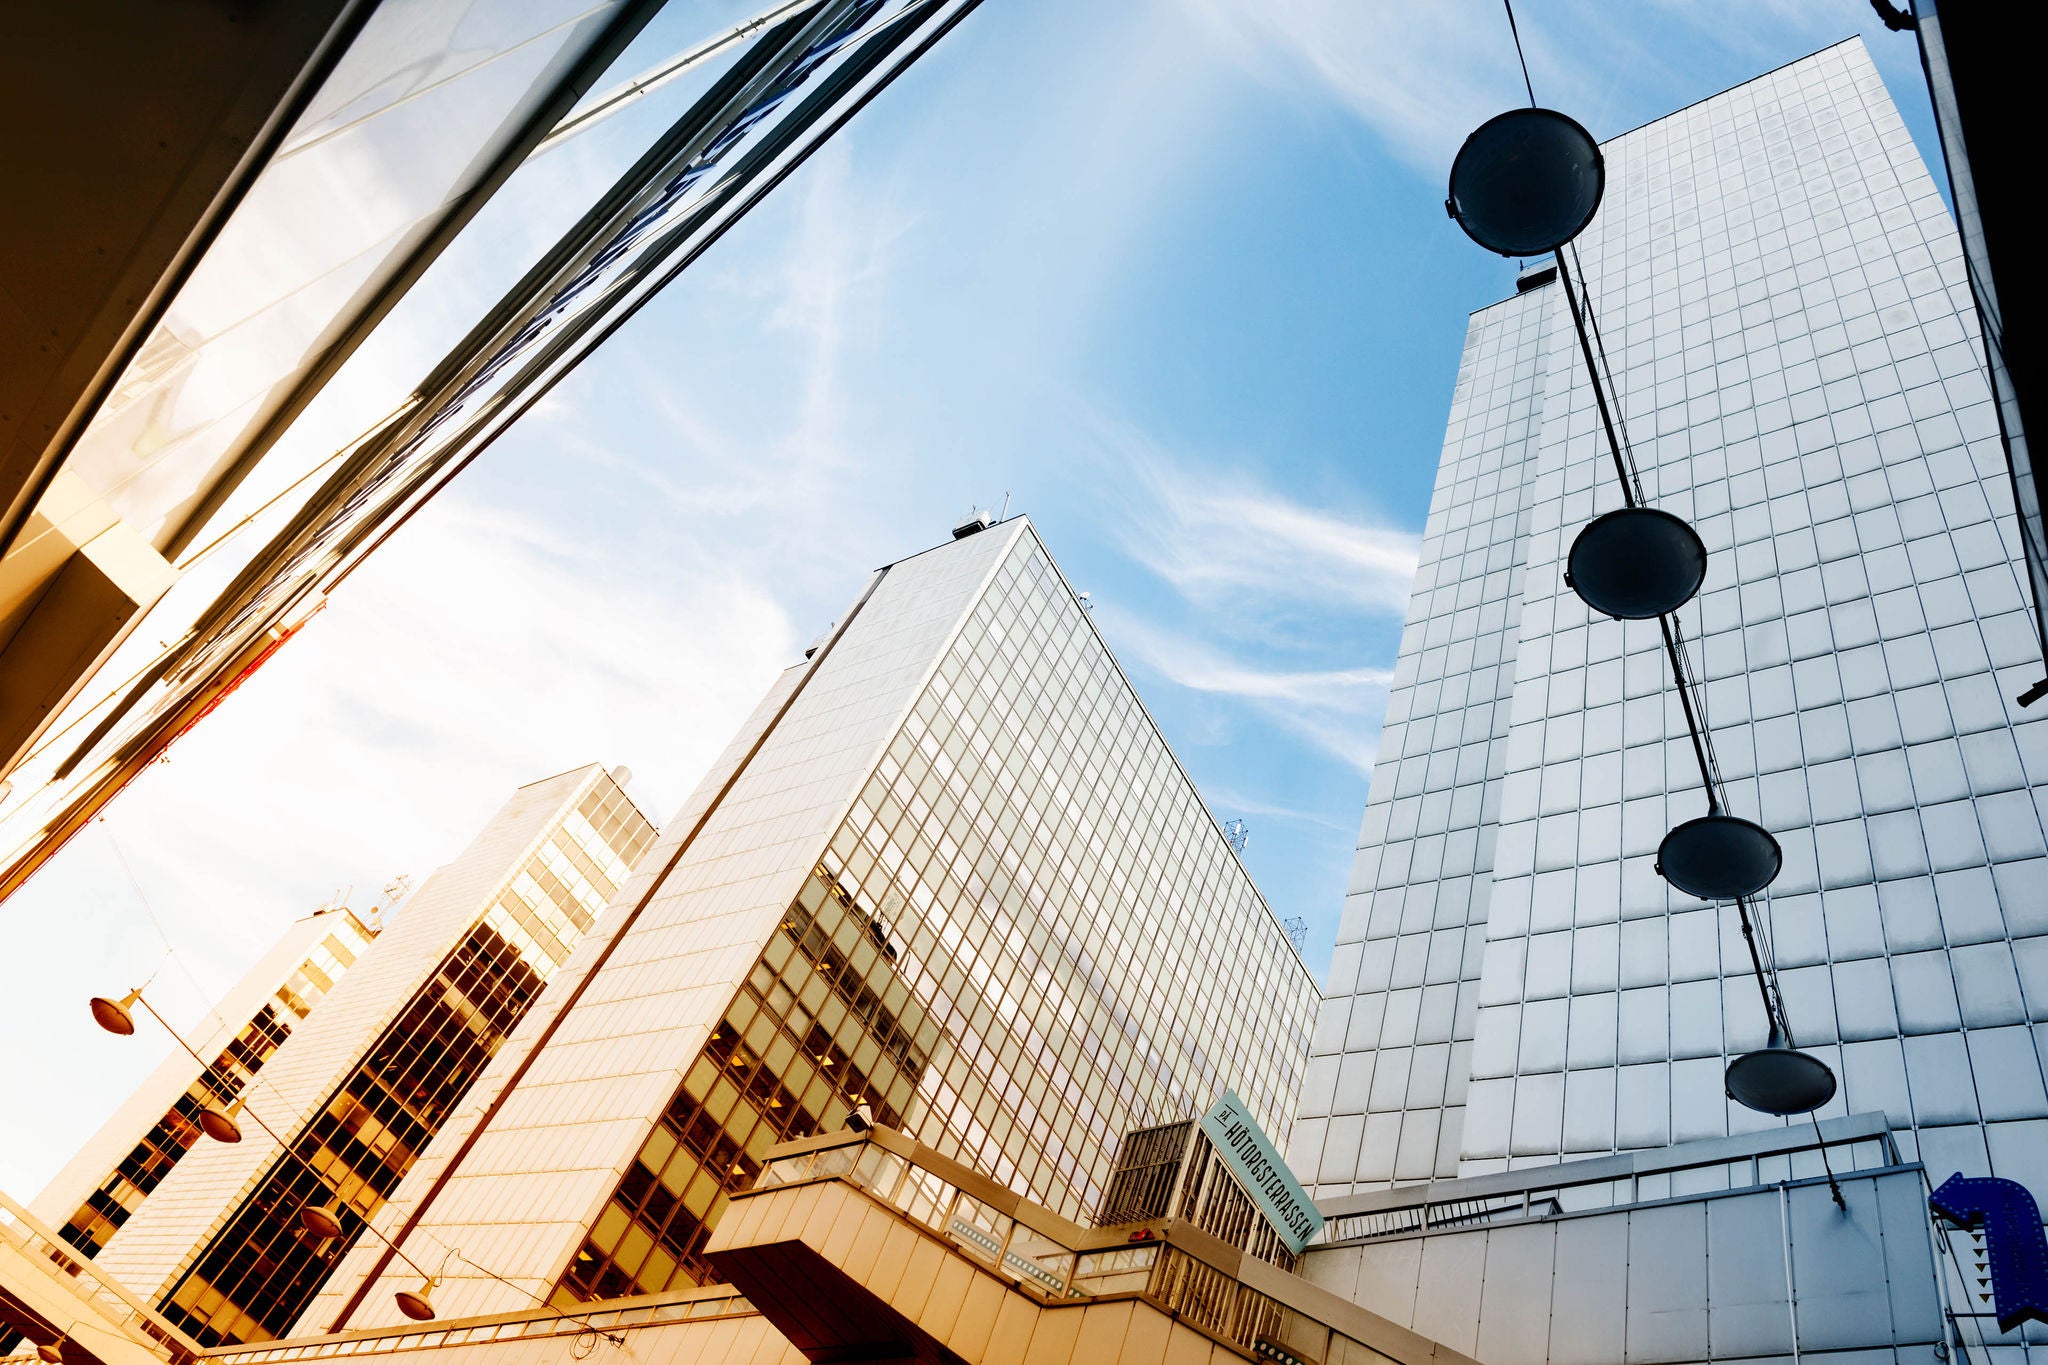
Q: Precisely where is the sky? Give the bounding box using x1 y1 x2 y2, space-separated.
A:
0 0 1948 1200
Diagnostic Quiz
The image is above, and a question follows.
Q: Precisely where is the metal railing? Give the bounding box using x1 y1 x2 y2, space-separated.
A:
0 1189 199 1363
1316 1111 1901 1246
207 1287 760 1362
752 1134 1454 1365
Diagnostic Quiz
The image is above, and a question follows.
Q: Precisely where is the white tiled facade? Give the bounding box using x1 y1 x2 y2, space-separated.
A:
314 519 1318 1329
1297 40 2048 1202
91 765 651 1333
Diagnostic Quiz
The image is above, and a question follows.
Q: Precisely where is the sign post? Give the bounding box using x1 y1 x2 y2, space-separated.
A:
1198 1091 1324 1256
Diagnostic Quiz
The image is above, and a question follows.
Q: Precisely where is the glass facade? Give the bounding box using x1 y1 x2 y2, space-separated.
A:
59 915 376 1257
556 862 937 1303
159 783 655 1345
552 529 1318 1306
1299 40 2048 1214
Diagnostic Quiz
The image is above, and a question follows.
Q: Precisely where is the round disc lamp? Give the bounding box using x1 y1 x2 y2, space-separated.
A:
1448 107 1605 257
1726 1032 1838 1115
90 992 140 1036
394 1283 437 1322
1656 813 1781 900
1566 507 1708 619
198 1106 243 1144
300 1204 347 1239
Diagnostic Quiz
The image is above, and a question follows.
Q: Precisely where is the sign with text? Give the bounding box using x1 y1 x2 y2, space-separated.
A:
1199 1091 1323 1256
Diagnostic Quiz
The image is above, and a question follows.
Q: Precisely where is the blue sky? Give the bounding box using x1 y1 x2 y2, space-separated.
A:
0 0 1946 1196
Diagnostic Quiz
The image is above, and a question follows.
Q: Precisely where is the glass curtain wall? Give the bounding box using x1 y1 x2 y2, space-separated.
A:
554 535 1316 1304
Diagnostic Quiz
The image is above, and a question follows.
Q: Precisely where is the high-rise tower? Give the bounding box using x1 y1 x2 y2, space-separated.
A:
305 516 1320 1331
1296 38 2048 1202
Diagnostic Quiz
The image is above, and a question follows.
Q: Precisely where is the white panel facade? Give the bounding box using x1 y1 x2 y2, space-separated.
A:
1302 37 2048 1213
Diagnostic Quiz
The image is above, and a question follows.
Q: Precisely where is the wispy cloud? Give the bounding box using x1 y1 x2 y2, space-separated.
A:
1101 606 1390 774
1203 786 1356 835
1179 0 1540 173
1179 0 1914 179
0 495 798 1196
1086 416 1419 619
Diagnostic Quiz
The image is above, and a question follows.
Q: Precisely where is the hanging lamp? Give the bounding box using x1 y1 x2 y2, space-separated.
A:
1656 812 1782 901
1725 1027 1838 1115
198 1104 244 1144
301 1204 348 1239
1567 507 1709 619
394 1278 437 1322
89 990 141 1036
1448 107 1605 257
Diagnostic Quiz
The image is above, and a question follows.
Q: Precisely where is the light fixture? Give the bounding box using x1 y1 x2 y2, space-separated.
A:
1725 1029 1838 1115
36 1338 65 1364
1657 813 1782 900
394 1279 437 1322
198 1105 244 1144
1566 507 1708 619
89 990 141 1036
1448 107 1605 257
301 1204 347 1239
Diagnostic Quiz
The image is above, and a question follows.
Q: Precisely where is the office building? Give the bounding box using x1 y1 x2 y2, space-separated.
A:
0 0 661 817
1285 36 2047 1361
299 515 1319 1332
85 764 655 1346
31 906 380 1258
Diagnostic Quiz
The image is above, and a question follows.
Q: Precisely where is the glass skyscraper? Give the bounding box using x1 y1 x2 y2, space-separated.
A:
1296 38 2048 1204
306 516 1319 1331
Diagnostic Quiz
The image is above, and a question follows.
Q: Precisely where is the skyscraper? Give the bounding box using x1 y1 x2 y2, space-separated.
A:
32 905 380 1257
1296 38 2048 1209
89 764 655 1345
303 515 1319 1332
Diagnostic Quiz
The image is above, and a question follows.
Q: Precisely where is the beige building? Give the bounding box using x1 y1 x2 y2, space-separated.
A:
4 516 1353 1365
305 514 1320 1333
80 765 655 1347
32 905 380 1259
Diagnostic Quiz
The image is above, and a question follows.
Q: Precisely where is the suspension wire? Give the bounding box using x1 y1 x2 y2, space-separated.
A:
410 1235 625 1346
1545 149 1787 1039
1502 0 1537 106
1552 252 1641 511
1565 242 1647 502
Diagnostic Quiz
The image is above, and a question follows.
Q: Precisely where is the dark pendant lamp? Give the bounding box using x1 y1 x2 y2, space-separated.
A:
1657 812 1782 901
1448 107 1605 257
394 1278 437 1322
90 990 141 1035
1567 507 1708 619
301 1204 348 1239
1726 1028 1838 1116
198 1104 244 1144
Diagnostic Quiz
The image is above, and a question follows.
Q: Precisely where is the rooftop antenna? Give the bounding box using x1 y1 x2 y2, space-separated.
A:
1282 917 1308 953
998 491 1011 522
1077 591 1094 613
1222 819 1249 855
